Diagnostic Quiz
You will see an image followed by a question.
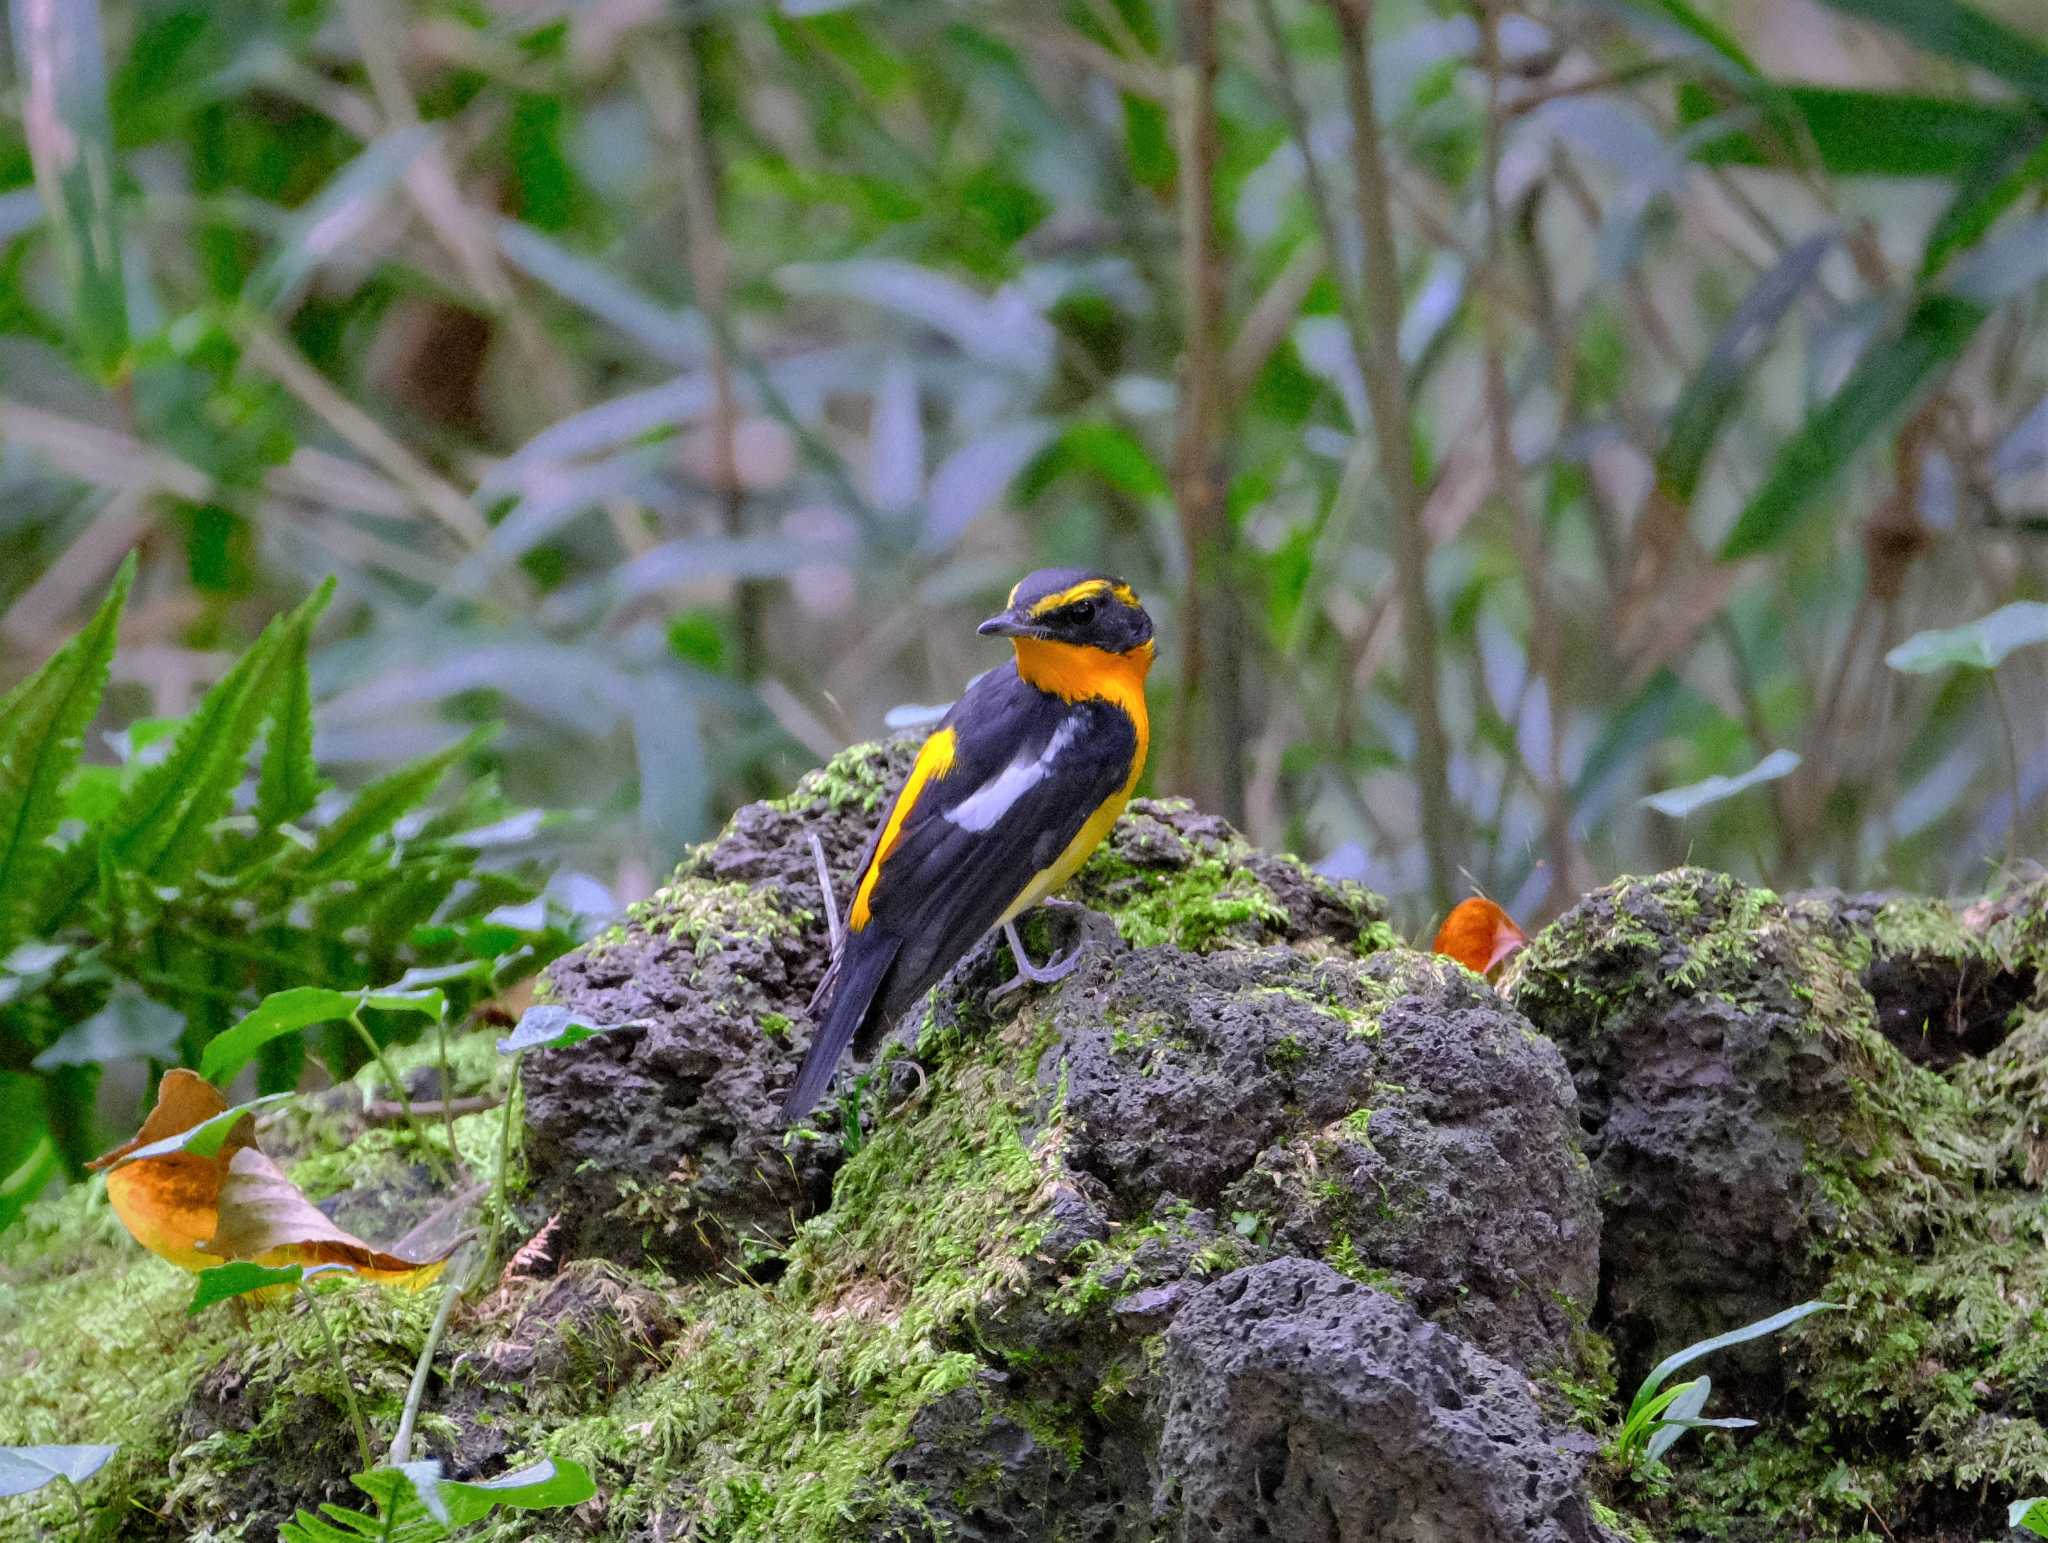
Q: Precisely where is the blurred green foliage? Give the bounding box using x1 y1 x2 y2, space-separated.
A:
0 558 574 1226
0 0 2041 932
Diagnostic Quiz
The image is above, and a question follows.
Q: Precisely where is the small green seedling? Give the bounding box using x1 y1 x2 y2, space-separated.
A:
190 1261 370 1468
0 1443 119 1531
2013 1497 2048 1538
278 1455 596 1541
1613 1299 1838 1466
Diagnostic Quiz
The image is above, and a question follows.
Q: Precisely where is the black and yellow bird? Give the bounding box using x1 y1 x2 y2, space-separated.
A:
781 568 1156 1121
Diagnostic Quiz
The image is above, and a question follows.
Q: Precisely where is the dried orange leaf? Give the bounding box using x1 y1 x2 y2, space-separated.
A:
88 1070 258 1270
90 1069 451 1288
203 1149 453 1289
1431 897 1530 977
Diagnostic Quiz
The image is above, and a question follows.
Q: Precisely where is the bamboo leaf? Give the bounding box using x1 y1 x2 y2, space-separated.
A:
10 0 128 375
1921 127 2048 282
0 552 131 956
1659 234 1832 503
1679 83 2044 178
1718 294 1988 559
1810 0 2048 110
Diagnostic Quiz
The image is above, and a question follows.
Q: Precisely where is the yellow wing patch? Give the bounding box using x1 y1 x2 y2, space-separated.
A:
849 727 957 930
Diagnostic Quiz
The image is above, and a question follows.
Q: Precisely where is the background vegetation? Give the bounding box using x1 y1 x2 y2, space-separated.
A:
0 0 2043 1153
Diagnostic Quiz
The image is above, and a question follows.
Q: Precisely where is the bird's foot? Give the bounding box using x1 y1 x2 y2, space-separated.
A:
990 915 1088 1001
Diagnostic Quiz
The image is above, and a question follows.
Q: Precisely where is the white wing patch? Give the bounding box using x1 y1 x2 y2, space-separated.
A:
945 717 1079 833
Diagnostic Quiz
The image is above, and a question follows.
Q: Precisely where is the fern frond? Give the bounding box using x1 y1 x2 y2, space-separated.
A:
0 555 133 955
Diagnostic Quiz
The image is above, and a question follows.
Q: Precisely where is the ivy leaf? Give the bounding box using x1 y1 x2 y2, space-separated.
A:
0 1444 119 1498
496 1004 646 1054
1884 601 2048 674
187 1259 345 1315
200 984 446 1085
31 987 185 1069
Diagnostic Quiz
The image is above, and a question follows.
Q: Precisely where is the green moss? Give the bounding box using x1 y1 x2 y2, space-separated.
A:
0 1183 228 1537
627 877 803 954
1078 848 1290 952
528 1008 1065 1541
766 739 901 817
758 1012 792 1040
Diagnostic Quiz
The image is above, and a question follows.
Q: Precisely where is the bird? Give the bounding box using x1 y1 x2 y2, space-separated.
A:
781 567 1156 1121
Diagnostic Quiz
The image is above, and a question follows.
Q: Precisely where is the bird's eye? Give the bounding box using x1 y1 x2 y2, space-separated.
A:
1070 597 1099 623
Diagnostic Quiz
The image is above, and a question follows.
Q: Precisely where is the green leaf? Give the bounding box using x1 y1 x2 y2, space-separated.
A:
1718 293 1988 559
200 984 444 1085
300 729 490 878
0 1443 119 1498
1627 1300 1838 1424
256 602 326 829
1680 83 2044 177
30 986 184 1069
1641 748 1800 818
496 1004 645 1055
1659 234 1831 503
1608 0 1761 81
1921 127 2048 282
105 1091 293 1168
0 1072 57 1233
367 1457 598 1528
1054 422 1170 500
1811 0 2048 111
10 0 129 375
2012 1497 2048 1538
0 552 131 956
1884 601 2048 674
89 581 333 906
1645 1374 1713 1461
188 1260 307 1314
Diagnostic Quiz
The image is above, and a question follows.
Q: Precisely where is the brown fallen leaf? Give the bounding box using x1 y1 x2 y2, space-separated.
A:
204 1149 450 1288
89 1068 452 1289
87 1070 256 1270
1431 897 1530 978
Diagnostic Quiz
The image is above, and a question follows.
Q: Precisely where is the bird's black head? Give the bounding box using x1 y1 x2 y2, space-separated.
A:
978 568 1154 655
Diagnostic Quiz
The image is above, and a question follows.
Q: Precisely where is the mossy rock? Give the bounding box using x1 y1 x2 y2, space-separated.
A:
1511 867 2048 1541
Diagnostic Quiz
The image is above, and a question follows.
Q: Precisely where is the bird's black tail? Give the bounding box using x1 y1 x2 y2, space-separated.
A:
781 934 900 1122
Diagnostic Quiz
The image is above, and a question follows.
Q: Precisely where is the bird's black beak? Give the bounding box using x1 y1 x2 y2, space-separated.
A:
978 607 1048 640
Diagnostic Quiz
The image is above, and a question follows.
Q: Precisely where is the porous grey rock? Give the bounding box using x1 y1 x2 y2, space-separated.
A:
1154 1258 1620 1543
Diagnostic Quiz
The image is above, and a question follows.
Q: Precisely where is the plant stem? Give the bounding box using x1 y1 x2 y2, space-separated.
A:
1991 672 2024 872
347 1011 445 1179
433 1011 459 1168
61 1475 88 1537
484 1053 522 1276
390 1247 468 1467
1329 0 1460 914
1167 0 1246 827
304 1285 374 1473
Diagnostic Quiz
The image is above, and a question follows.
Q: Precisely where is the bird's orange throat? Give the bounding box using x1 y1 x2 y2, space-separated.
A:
1012 637 1153 772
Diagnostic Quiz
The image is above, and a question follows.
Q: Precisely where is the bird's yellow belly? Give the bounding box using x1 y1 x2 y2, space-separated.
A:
997 785 1133 926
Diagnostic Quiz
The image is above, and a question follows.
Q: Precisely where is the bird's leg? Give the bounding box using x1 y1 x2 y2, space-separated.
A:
805 832 844 1019
991 907 1090 1000
810 832 844 957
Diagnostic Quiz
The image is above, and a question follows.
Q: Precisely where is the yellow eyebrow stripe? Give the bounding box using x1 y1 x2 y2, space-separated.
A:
1028 578 1123 617
849 728 956 930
